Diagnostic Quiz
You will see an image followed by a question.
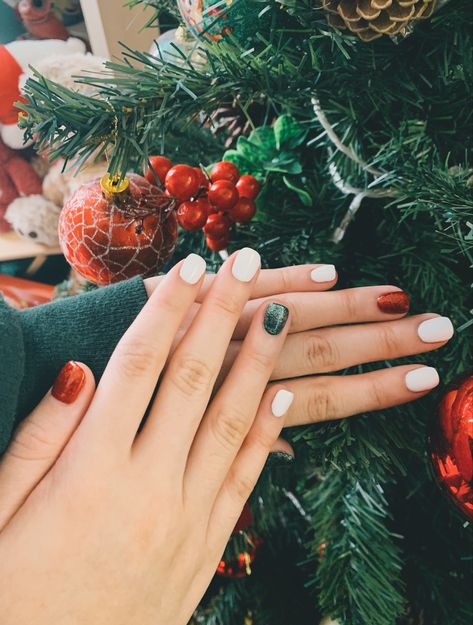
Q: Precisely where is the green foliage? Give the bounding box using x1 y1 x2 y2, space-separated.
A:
18 0 473 623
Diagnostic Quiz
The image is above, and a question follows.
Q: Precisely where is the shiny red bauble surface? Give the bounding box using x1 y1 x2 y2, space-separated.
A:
429 371 473 520
205 234 229 252
177 198 210 231
210 160 240 184
203 212 231 239
208 179 239 210
165 164 200 202
228 197 257 223
145 155 172 186
59 174 177 286
236 174 261 199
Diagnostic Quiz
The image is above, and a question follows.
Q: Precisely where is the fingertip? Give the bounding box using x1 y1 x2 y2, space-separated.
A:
310 264 337 286
51 361 95 406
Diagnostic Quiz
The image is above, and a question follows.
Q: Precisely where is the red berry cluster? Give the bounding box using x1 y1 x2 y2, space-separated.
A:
145 156 261 252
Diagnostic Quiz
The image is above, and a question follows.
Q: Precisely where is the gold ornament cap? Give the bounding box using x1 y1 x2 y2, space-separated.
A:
100 174 130 195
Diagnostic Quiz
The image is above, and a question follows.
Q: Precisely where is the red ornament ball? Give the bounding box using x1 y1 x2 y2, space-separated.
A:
194 166 209 190
177 198 210 231
205 234 229 252
59 174 177 286
203 212 231 239
208 179 239 210
228 197 256 223
164 164 200 202
429 371 473 520
236 174 261 199
210 160 240 184
145 155 172 186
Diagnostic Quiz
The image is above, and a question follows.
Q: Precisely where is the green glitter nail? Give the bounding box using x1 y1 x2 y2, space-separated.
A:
263 303 289 335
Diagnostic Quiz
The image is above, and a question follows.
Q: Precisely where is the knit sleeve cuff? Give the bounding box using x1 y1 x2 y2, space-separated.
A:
16 276 148 422
0 298 25 456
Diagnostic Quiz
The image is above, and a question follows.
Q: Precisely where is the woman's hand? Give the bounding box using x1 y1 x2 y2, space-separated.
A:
0 248 293 625
148 264 453 426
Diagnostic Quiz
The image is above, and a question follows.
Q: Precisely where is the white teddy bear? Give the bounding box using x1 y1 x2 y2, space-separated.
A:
0 37 87 149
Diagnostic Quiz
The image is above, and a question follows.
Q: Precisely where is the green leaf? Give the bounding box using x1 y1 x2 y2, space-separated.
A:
234 136 266 165
222 150 253 174
266 156 303 174
282 175 313 206
247 126 276 152
274 114 308 150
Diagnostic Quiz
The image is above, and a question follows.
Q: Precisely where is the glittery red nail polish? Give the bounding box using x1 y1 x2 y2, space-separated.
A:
377 291 410 314
52 361 85 404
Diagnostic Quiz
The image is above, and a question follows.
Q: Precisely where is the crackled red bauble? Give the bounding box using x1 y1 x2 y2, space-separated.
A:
429 372 473 520
59 174 177 286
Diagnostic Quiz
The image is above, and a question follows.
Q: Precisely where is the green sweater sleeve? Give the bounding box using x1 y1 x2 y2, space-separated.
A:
0 276 148 457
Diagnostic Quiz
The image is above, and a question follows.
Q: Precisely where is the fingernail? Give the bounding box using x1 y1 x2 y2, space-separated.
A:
417 317 454 343
52 361 86 404
405 367 440 392
266 451 295 468
377 291 410 314
180 253 206 285
271 389 294 417
311 264 336 283
232 247 261 282
263 303 289 335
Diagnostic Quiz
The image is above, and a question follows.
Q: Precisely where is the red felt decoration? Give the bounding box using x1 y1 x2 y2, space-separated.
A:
429 371 473 520
59 174 177 286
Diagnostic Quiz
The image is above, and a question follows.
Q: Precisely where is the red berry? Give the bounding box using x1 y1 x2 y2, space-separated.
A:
177 198 210 231
210 161 240 184
206 235 229 252
208 179 239 210
236 174 261 199
165 164 200 202
228 197 257 223
145 155 172 186
194 166 209 190
203 212 231 239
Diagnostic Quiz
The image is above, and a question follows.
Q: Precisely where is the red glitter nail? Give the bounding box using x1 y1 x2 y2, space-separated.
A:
377 291 410 314
52 361 85 404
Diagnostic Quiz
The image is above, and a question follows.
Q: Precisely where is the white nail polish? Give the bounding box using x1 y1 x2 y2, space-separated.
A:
271 389 294 418
311 264 336 283
405 367 440 392
232 247 261 282
180 254 206 285
417 317 454 343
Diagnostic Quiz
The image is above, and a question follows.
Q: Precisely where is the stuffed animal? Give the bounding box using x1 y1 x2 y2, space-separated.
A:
0 136 42 232
3 46 108 245
0 37 86 148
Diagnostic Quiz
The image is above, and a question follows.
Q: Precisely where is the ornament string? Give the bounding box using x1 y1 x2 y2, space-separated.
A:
311 95 396 242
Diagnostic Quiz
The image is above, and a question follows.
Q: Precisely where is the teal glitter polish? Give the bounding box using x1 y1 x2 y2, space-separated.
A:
263 303 289 335
266 452 295 468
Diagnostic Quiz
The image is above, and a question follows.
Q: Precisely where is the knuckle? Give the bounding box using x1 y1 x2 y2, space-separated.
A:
307 381 337 423
210 292 241 317
170 355 214 397
304 333 339 371
279 267 292 293
247 349 273 374
378 326 399 356
115 338 158 378
370 379 386 408
211 405 250 451
229 472 256 503
342 291 359 320
8 419 54 462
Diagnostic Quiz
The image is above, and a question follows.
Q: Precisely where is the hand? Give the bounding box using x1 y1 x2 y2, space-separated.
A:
0 249 294 625
148 264 454 427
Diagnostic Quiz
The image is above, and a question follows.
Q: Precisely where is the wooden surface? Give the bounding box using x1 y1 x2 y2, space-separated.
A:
0 231 61 262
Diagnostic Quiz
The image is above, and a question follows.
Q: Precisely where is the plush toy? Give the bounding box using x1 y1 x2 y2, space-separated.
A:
3 45 108 244
0 37 86 148
6 156 109 245
0 137 42 232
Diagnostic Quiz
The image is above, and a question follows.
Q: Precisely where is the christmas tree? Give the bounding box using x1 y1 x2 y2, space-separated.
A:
19 1 472 623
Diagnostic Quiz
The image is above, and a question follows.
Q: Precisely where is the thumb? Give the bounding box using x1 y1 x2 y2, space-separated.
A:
0 361 95 530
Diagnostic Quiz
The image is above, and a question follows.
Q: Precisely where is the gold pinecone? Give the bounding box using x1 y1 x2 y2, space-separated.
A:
320 0 437 41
